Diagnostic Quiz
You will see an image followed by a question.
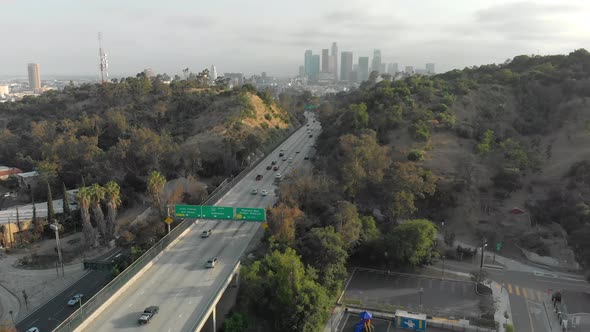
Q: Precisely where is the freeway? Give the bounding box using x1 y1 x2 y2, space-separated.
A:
16 248 121 332
79 112 320 332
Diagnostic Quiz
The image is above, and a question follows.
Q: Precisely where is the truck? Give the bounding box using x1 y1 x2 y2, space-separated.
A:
138 306 159 324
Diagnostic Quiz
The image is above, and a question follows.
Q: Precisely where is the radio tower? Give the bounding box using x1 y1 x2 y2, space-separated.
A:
98 32 109 84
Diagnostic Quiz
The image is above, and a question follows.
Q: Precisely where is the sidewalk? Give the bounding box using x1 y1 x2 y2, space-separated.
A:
488 280 513 332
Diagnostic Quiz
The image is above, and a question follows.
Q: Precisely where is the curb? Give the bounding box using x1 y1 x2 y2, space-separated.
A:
0 281 22 321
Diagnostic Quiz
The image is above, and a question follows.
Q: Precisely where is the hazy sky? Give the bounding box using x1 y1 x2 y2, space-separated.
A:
1 0 589 78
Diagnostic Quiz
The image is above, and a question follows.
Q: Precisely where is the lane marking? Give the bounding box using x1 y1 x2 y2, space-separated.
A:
516 286 521 296
508 284 513 294
525 299 536 332
523 288 528 299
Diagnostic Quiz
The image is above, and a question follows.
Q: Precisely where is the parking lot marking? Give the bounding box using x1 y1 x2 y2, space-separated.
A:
523 288 528 299
508 284 513 294
516 286 521 296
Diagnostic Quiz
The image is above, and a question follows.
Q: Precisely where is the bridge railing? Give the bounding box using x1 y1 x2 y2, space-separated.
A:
52 121 304 332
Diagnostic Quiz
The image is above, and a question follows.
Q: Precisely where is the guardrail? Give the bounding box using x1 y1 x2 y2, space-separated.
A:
52 120 304 332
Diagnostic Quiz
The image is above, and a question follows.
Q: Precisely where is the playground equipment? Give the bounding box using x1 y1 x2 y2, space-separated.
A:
394 310 427 331
354 311 375 332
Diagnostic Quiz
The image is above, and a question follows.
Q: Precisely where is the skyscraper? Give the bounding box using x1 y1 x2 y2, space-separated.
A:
311 55 321 81
340 52 353 82
359 57 369 82
426 63 436 75
371 49 382 74
321 49 330 73
304 50 313 76
387 63 399 75
210 65 218 81
331 42 338 80
299 65 305 77
27 63 41 93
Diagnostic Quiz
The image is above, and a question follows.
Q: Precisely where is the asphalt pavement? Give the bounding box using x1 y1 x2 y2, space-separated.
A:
77 112 320 331
16 248 120 332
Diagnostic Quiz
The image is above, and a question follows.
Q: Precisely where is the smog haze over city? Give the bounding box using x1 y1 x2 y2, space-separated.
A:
1 0 589 77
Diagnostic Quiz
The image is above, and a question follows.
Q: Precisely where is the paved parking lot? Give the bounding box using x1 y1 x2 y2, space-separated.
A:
343 268 486 318
338 313 458 332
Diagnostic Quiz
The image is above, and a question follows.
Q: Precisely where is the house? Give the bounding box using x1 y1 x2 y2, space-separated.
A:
16 171 40 191
0 166 23 180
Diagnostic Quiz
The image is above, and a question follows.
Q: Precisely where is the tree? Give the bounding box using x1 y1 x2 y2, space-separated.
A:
46 183 55 223
77 187 98 248
332 201 362 249
384 219 438 266
89 183 107 240
36 159 59 186
266 203 304 246
62 183 71 220
104 181 122 241
383 162 438 220
223 312 249 332
298 226 348 296
31 192 43 241
347 103 369 130
241 248 330 332
147 170 166 215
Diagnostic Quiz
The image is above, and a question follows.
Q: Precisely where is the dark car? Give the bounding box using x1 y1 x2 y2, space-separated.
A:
266 165 272 170
271 160 277 165
138 306 159 324
279 152 285 157
273 165 279 171
255 174 263 180
309 134 313 138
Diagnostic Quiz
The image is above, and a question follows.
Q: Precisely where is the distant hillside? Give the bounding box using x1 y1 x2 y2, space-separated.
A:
314 49 590 274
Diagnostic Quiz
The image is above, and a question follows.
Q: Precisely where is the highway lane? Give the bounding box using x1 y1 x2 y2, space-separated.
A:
80 112 319 332
16 248 121 332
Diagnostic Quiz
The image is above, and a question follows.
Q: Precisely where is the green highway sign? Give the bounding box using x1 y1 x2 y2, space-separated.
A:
496 242 502 251
174 204 202 218
202 205 234 220
236 207 266 222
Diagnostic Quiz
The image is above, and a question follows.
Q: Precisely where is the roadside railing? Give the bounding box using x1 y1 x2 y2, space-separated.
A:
52 121 304 332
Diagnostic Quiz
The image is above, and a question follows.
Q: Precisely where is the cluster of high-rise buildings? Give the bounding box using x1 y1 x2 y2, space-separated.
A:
300 43 436 84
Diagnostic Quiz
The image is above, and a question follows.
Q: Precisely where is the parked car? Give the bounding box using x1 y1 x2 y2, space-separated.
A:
67 293 84 306
138 306 159 324
255 174 263 180
201 230 212 238
206 258 218 268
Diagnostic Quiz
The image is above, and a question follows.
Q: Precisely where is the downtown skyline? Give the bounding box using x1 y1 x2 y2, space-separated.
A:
1 0 589 77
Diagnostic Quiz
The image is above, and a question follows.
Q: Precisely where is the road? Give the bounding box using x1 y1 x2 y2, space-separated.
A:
79 112 320 332
16 248 121 332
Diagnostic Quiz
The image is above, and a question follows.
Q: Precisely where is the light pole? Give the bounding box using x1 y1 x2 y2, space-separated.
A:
418 288 424 310
480 239 488 274
50 221 65 277
442 255 446 280
8 310 15 326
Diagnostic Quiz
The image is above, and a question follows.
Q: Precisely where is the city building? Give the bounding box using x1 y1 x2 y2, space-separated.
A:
304 50 313 76
387 63 399 75
371 49 382 74
380 63 387 74
0 85 9 96
143 68 155 78
331 42 338 81
349 71 358 84
426 63 436 75
298 65 305 77
405 66 414 75
311 55 321 81
27 63 41 93
359 57 370 82
210 65 218 81
223 73 244 87
415 68 427 75
340 52 353 82
321 49 330 73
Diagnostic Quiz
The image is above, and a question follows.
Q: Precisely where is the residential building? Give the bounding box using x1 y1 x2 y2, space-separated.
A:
321 49 330 73
340 52 353 82
27 63 41 93
304 50 313 76
331 42 338 80
358 57 370 82
371 49 382 74
16 171 39 191
0 166 22 180
426 63 436 75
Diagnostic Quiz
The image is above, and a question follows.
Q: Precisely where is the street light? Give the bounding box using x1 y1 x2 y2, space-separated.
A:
50 221 65 277
418 288 424 310
480 239 488 274
8 310 15 326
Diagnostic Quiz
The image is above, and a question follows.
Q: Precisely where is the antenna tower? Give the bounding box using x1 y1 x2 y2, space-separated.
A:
98 32 109 84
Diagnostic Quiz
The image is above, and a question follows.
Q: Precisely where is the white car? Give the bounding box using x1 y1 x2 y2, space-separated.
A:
206 258 218 268
261 190 269 196
288 158 293 163
26 328 39 332
250 188 258 195
67 293 84 306
275 173 282 179
282 156 287 161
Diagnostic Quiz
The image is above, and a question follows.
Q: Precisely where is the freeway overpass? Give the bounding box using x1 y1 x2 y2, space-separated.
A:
74 112 320 332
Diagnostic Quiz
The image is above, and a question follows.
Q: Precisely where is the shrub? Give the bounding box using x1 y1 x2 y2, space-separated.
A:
264 113 272 121
409 121 430 141
491 168 522 193
407 150 424 161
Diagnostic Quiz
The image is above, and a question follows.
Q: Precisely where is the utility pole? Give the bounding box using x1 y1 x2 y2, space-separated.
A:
442 255 446 280
50 222 65 277
480 239 488 275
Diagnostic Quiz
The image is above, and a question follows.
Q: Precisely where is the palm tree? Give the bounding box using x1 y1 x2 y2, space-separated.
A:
147 171 166 215
89 183 106 240
104 181 122 241
77 187 97 247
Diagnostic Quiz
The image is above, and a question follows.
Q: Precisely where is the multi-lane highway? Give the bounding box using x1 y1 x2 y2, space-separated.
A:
78 112 320 331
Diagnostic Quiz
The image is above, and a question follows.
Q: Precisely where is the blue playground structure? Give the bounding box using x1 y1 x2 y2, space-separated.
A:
354 311 375 332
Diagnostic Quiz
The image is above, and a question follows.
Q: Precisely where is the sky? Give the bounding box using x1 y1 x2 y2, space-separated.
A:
1 0 589 78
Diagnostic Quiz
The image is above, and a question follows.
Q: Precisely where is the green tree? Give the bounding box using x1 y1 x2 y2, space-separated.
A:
360 215 380 243
104 181 122 241
332 201 362 248
76 187 98 247
89 183 107 240
476 130 495 155
147 171 166 215
298 226 348 295
266 203 304 246
348 103 369 130
384 162 438 219
37 160 59 187
384 219 438 266
62 183 71 220
223 312 249 332
46 183 55 223
241 248 330 332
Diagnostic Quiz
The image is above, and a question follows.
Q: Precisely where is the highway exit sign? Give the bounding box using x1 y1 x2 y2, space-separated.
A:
202 205 234 220
236 207 266 222
174 204 202 218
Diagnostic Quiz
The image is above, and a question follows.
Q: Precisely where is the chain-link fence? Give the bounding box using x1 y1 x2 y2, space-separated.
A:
53 122 303 332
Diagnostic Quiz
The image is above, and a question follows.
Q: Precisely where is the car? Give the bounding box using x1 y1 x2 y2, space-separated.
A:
296 150 300 154
266 165 272 170
279 152 285 157
26 328 39 332
273 165 279 171
275 173 282 179
201 229 212 238
313 120 316 123
255 174 263 180
261 190 269 196
138 306 159 324
250 188 258 195
67 293 83 306
288 158 293 163
206 258 218 268
271 160 277 165
309 134 313 138
304 156 310 160
282 156 287 161
307 124 310 126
